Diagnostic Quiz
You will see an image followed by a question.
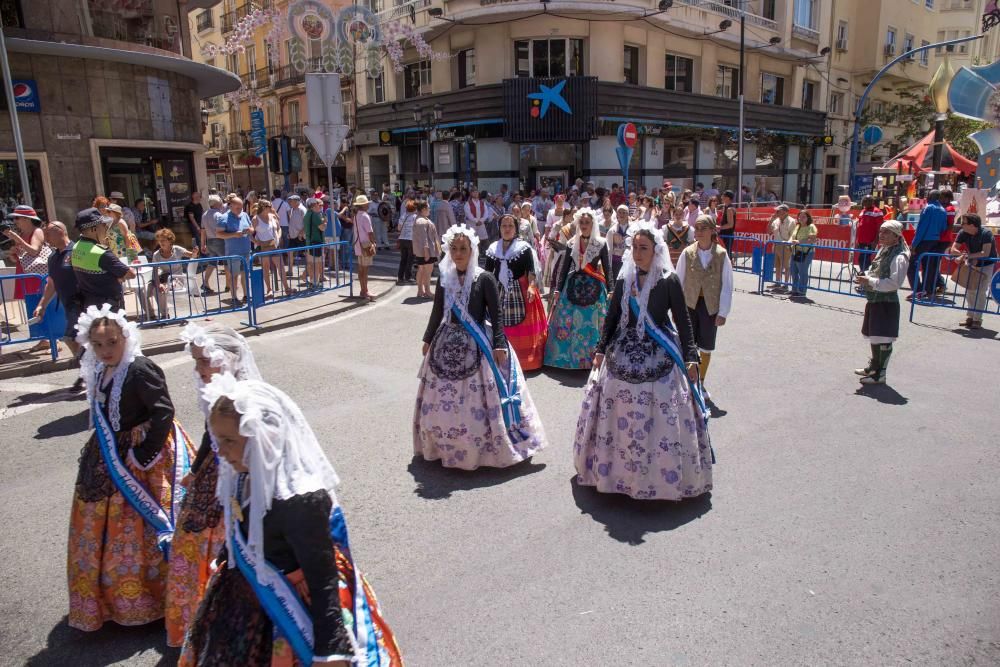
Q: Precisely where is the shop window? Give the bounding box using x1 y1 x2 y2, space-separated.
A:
458 49 476 89
715 65 739 99
623 45 640 85
801 80 816 110
665 54 693 93
662 139 695 171
760 73 784 105
368 71 385 103
404 60 432 98
513 38 584 78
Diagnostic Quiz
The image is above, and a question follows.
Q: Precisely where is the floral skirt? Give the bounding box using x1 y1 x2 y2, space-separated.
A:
166 454 226 647
543 276 608 370
67 421 196 631
414 322 547 469
505 276 547 372
573 357 713 500
179 551 403 667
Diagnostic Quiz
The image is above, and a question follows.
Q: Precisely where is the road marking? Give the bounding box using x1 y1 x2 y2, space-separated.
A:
0 381 62 393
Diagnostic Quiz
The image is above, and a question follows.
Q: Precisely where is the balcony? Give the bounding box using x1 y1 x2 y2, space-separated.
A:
376 0 431 22
195 11 213 32
206 134 229 151
272 59 324 88
678 0 778 31
221 2 271 33
792 23 821 42
240 68 272 90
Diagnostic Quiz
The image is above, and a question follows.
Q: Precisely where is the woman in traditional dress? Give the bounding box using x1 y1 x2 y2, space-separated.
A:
484 214 548 371
853 220 910 385
414 224 548 469
573 222 712 500
543 208 612 370
675 215 733 399
543 207 575 295
181 375 402 666
165 324 262 647
665 204 694 266
67 304 196 632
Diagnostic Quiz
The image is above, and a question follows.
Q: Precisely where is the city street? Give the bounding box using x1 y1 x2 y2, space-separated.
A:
1 272 997 666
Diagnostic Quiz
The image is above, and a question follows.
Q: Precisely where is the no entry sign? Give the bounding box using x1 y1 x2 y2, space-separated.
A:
618 122 638 149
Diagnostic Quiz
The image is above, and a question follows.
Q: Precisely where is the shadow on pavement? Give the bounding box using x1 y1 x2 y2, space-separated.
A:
570 478 712 545
407 456 546 500
535 367 590 388
26 617 179 667
401 296 434 305
854 384 909 405
35 409 91 440
7 388 86 409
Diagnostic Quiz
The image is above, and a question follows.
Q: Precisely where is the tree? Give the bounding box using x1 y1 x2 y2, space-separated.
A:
860 89 991 159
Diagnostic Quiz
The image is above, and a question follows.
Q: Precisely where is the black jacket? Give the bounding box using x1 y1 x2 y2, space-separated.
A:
97 356 174 467
422 271 507 349
556 242 612 293
483 242 535 283
597 274 699 363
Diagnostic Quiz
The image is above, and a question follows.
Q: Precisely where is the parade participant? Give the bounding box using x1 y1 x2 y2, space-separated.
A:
606 204 631 279
181 375 402 666
573 222 712 500
517 201 541 247
71 208 135 311
543 207 574 295
675 215 733 396
484 214 547 371
464 190 491 256
165 324 262 647
854 221 910 385
665 204 694 266
544 208 612 370
68 304 196 632
412 201 440 299
415 224 548 469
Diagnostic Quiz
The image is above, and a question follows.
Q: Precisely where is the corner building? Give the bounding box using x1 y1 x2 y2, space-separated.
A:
355 0 829 202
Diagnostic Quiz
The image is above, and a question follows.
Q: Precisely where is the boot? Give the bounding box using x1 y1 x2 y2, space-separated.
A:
854 345 879 376
860 344 891 385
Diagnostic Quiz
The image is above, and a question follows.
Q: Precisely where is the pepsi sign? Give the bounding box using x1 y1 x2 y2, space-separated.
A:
11 80 39 112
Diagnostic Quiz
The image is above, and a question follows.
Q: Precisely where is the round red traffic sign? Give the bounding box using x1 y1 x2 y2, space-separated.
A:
622 123 638 149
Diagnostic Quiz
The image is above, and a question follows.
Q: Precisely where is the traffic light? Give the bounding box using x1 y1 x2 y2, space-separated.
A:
268 137 281 173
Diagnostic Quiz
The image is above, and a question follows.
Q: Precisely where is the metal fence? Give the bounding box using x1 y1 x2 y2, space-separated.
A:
761 241 876 298
248 240 353 325
719 234 764 278
0 272 58 360
909 253 999 324
127 255 253 328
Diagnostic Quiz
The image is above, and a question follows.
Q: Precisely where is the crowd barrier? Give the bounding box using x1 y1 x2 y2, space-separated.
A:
719 234 764 278
908 253 999 324
129 255 253 328
248 240 353 326
761 241 876 299
0 272 59 360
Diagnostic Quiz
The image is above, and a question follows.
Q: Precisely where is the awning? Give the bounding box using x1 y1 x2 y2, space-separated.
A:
881 130 977 175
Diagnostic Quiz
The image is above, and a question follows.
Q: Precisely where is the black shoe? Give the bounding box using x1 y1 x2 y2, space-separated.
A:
200 285 217 295
69 377 86 393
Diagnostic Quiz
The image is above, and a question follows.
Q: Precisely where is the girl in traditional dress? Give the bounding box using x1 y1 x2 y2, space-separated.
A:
181 375 402 666
665 205 694 266
165 324 262 647
544 208 612 370
853 221 910 385
68 304 196 632
484 214 548 371
573 222 712 500
675 215 734 399
414 224 548 469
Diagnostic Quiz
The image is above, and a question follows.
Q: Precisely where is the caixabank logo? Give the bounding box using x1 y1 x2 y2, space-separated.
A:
527 80 571 119
504 76 597 143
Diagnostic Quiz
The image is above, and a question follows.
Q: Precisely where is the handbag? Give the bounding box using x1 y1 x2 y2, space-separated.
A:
18 243 52 275
355 226 376 257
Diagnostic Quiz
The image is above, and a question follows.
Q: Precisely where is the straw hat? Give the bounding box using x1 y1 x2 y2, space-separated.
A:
353 194 370 207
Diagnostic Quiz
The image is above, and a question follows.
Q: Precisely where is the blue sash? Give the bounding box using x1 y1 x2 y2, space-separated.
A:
230 475 386 666
450 304 531 443
627 296 709 429
92 403 189 559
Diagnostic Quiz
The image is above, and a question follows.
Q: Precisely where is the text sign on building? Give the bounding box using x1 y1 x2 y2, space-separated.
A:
503 77 598 143
11 80 39 112
250 109 267 157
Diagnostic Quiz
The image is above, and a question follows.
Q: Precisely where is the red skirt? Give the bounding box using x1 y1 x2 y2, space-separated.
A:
14 256 42 300
505 275 547 371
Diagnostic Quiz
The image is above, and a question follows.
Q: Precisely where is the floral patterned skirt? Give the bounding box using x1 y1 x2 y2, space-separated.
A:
165 454 226 647
573 353 712 500
413 322 547 469
67 422 196 631
543 274 608 370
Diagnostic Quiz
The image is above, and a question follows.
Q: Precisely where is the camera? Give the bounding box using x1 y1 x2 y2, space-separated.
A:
0 218 15 252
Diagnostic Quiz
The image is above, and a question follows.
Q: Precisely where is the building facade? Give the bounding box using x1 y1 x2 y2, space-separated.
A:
0 0 239 225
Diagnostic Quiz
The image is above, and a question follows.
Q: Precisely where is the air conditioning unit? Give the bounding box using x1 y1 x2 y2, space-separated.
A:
836 38 848 51
904 51 915 61
884 44 896 56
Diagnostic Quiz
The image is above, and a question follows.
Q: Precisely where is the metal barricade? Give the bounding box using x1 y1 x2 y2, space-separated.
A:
719 234 764 278
0 272 59 359
909 253 999 323
762 241 876 298
248 240 353 325
127 255 253 328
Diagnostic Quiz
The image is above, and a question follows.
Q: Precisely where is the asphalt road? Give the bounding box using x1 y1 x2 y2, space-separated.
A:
1 273 998 666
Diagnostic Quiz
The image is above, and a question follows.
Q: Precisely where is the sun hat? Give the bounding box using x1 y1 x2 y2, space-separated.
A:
9 204 41 221
353 194 370 207
109 191 125 200
106 203 123 216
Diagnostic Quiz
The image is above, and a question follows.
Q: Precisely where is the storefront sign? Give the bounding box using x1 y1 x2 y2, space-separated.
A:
11 80 39 112
378 130 393 146
503 76 598 143
164 159 191 222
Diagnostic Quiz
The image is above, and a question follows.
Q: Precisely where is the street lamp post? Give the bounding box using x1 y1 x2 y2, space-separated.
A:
413 104 443 193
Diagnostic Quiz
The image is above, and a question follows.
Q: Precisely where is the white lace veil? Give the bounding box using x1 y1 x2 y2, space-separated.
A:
439 224 483 323
181 323 263 417
202 374 340 588
570 208 605 270
75 303 143 431
617 220 675 337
